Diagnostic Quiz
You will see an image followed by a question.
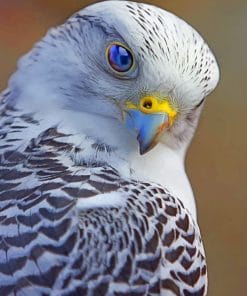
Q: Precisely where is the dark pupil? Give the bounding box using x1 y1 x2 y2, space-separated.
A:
109 44 133 72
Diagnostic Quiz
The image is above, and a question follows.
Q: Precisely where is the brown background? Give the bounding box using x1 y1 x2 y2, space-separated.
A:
0 1 246 295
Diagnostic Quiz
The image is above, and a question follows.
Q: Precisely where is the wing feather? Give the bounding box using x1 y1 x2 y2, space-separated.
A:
0 97 207 295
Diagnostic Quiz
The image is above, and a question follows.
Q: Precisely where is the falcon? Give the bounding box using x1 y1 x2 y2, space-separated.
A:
0 1 219 295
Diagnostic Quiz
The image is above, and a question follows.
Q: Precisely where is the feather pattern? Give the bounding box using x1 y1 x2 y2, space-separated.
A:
0 93 207 295
0 1 220 295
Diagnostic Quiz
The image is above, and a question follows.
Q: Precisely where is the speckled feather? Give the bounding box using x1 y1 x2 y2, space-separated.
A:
0 96 206 296
0 1 220 295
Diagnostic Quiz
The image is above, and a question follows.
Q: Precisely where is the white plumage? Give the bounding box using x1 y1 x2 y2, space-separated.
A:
0 1 219 295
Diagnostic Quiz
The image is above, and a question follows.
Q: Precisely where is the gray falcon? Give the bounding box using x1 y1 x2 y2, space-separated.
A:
0 1 219 295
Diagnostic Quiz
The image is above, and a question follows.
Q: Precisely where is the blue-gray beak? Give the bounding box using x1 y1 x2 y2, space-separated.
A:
124 96 177 154
125 109 169 154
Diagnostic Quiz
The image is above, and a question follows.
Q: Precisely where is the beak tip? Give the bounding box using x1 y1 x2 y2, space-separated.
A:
139 147 146 155
138 137 155 155
137 135 149 155
139 142 156 155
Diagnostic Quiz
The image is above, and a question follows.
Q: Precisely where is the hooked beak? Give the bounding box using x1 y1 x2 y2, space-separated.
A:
124 96 177 154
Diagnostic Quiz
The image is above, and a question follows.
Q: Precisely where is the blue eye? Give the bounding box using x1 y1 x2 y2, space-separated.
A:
107 43 134 73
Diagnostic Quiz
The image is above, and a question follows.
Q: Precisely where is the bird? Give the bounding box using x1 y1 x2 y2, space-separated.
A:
0 1 219 295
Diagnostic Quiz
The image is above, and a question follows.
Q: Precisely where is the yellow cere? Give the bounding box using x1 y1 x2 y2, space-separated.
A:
126 96 178 126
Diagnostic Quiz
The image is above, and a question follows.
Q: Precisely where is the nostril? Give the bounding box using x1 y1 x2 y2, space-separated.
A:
142 100 153 109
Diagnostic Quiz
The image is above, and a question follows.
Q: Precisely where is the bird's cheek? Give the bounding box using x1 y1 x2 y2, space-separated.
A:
124 109 169 154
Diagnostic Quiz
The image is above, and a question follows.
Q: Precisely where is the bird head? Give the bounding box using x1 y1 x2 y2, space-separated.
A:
11 1 220 155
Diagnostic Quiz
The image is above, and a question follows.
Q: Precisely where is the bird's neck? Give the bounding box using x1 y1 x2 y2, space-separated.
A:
8 103 197 220
55 110 197 219
127 145 197 219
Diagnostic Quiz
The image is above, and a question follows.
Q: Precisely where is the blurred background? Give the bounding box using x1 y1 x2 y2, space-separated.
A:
0 1 246 295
